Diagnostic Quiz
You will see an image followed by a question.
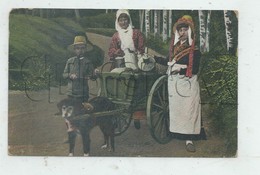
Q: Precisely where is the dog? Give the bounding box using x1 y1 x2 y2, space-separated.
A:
57 96 116 156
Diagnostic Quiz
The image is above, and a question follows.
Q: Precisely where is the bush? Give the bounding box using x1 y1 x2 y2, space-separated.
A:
79 13 116 29
86 45 105 68
211 105 237 156
200 53 237 104
9 14 85 90
146 34 170 56
199 53 238 156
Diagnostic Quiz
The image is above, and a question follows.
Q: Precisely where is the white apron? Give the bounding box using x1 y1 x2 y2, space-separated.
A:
168 74 201 134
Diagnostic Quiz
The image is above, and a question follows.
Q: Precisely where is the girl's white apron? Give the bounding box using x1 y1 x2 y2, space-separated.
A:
168 74 201 134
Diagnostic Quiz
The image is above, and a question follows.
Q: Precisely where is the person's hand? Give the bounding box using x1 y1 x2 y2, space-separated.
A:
171 65 181 73
171 64 187 73
167 60 176 66
94 69 100 76
69 73 77 80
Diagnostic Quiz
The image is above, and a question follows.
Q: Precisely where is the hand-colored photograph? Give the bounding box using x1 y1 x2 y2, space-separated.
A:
8 9 238 157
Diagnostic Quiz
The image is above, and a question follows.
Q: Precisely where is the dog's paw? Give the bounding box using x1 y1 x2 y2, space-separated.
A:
68 153 73 157
101 144 108 149
83 153 89 157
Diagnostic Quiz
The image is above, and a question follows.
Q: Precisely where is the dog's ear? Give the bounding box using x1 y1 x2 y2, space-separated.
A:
82 102 94 112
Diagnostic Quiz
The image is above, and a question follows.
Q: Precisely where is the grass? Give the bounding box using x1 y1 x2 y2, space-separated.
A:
9 14 85 90
9 15 84 65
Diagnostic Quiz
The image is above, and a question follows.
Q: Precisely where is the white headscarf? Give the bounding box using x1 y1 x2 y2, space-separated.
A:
115 9 135 52
173 26 193 46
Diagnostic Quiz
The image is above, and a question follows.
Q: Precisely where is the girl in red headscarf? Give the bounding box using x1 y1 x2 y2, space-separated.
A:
155 15 205 152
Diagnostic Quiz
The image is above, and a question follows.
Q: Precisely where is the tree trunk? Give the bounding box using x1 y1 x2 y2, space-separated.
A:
223 10 233 51
205 10 211 52
145 10 150 37
168 10 172 37
199 10 212 53
139 10 145 32
198 10 206 53
158 10 161 37
154 10 158 37
168 10 172 38
162 10 168 42
74 9 81 22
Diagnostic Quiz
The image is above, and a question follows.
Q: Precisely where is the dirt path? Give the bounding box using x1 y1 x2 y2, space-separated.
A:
8 33 227 157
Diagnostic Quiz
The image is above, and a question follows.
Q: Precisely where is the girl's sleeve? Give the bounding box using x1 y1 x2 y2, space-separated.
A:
108 33 124 60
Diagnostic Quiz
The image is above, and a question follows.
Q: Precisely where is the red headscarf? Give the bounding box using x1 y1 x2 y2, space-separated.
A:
169 15 195 78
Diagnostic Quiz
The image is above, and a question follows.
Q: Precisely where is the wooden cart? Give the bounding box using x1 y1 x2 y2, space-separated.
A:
71 61 171 144
96 62 172 144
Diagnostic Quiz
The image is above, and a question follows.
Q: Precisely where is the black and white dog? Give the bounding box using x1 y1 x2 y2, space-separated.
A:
57 97 116 156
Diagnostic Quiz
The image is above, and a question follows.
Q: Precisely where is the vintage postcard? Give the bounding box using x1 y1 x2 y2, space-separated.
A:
2 0 260 175
8 8 238 158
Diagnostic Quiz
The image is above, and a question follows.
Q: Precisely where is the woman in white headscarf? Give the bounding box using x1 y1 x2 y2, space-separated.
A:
108 9 145 70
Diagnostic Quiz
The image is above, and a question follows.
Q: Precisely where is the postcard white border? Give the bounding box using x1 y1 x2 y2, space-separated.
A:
1 0 260 175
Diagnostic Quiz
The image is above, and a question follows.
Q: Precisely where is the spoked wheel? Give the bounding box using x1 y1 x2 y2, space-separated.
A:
147 75 171 144
114 112 132 136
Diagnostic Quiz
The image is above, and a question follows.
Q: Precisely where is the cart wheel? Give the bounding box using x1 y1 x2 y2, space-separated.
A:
147 75 171 144
114 112 132 136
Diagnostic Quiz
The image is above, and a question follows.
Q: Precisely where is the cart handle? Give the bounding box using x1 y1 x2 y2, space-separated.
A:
69 109 125 121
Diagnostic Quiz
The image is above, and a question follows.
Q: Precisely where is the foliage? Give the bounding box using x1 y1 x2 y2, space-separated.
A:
210 104 237 156
9 69 29 89
79 13 116 29
10 9 108 18
199 53 238 156
9 14 85 90
9 56 51 90
86 45 105 68
9 14 84 65
9 56 64 91
146 34 170 55
52 17 86 36
200 53 237 104
203 10 237 51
